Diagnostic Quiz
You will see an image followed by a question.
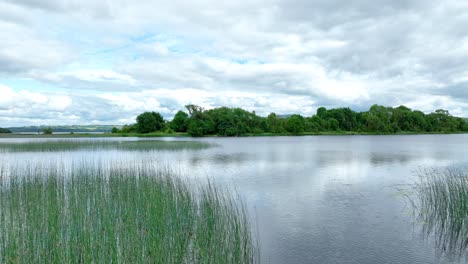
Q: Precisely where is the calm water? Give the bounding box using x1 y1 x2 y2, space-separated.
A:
1 134 467 263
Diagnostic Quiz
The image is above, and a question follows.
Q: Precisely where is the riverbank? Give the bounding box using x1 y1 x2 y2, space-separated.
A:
1 131 467 138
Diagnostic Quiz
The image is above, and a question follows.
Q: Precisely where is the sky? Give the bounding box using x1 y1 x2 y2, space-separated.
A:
1 0 467 126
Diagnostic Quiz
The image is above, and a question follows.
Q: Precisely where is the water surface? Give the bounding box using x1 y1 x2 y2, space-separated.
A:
1 134 467 263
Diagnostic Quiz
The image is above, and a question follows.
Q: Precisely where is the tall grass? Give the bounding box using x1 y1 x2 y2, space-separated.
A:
0 140 212 152
411 167 468 256
0 162 258 263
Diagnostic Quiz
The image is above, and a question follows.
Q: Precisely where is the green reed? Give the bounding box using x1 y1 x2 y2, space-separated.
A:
0 162 258 263
0 140 212 152
412 167 468 256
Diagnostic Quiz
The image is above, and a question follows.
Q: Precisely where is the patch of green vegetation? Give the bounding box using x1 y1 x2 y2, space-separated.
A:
0 128 11 133
116 104 468 137
6 107 466 138
7 125 118 133
0 140 212 152
42 127 53 135
113 132 190 138
0 162 258 263
0 133 115 138
410 167 468 257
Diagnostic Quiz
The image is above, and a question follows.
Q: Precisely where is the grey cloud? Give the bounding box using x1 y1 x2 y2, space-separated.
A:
275 0 428 29
433 83 468 100
0 2 33 25
1 0 468 126
4 0 113 18
4 0 65 12
0 57 29 74
0 22 74 75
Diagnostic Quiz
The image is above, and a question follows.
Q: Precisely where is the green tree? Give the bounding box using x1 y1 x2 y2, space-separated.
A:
285 114 305 135
185 104 212 136
425 109 460 132
266 113 286 133
410 110 427 131
187 119 206 137
326 108 357 131
205 107 257 136
185 104 205 119
306 116 324 132
317 107 327 118
328 118 340 131
111 127 120 133
127 104 466 136
462 119 468 131
136 112 165 133
121 124 137 133
391 106 412 131
43 127 53 135
362 112 384 132
367 105 392 132
170 111 189 132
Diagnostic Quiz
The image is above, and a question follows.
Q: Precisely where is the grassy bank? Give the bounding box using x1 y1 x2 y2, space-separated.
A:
0 132 189 138
0 162 258 263
411 167 468 256
0 140 212 152
243 131 468 137
1 131 467 139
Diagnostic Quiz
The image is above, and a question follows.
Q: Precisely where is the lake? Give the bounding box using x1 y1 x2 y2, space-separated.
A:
1 134 467 263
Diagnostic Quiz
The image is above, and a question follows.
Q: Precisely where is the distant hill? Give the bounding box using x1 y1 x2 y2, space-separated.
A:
0 128 12 133
7 125 119 133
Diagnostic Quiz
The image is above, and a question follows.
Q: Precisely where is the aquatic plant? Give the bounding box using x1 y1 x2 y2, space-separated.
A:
0 162 257 263
0 140 212 152
412 167 468 257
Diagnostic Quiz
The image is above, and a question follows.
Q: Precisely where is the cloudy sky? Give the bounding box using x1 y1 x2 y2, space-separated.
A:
1 0 467 126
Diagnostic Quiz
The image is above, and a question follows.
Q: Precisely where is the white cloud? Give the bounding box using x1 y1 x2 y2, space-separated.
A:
0 84 72 111
0 15 74 74
0 0 467 126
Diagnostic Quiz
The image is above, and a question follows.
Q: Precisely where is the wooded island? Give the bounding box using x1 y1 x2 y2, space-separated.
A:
112 104 468 136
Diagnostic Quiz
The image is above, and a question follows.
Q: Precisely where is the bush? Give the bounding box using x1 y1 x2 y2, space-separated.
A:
42 127 53 135
136 112 165 133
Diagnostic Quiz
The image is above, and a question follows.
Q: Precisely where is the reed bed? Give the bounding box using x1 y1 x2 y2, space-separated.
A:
0 140 212 152
412 167 468 256
0 162 257 263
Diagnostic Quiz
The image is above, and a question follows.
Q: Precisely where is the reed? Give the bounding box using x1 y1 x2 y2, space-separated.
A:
0 161 257 263
0 140 212 152
412 167 468 256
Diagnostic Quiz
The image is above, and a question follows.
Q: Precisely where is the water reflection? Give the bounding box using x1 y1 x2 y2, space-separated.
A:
190 153 254 166
0 135 468 263
369 152 413 165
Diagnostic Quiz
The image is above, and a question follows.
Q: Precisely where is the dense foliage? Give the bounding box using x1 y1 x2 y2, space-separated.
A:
136 112 165 133
42 127 53 135
0 128 11 133
0 162 258 263
170 110 189 132
118 104 468 136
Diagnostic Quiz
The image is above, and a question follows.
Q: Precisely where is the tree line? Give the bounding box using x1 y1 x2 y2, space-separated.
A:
112 104 468 136
0 127 53 134
0 128 12 133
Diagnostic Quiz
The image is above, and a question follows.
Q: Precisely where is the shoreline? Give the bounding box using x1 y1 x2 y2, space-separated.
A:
1 131 467 138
